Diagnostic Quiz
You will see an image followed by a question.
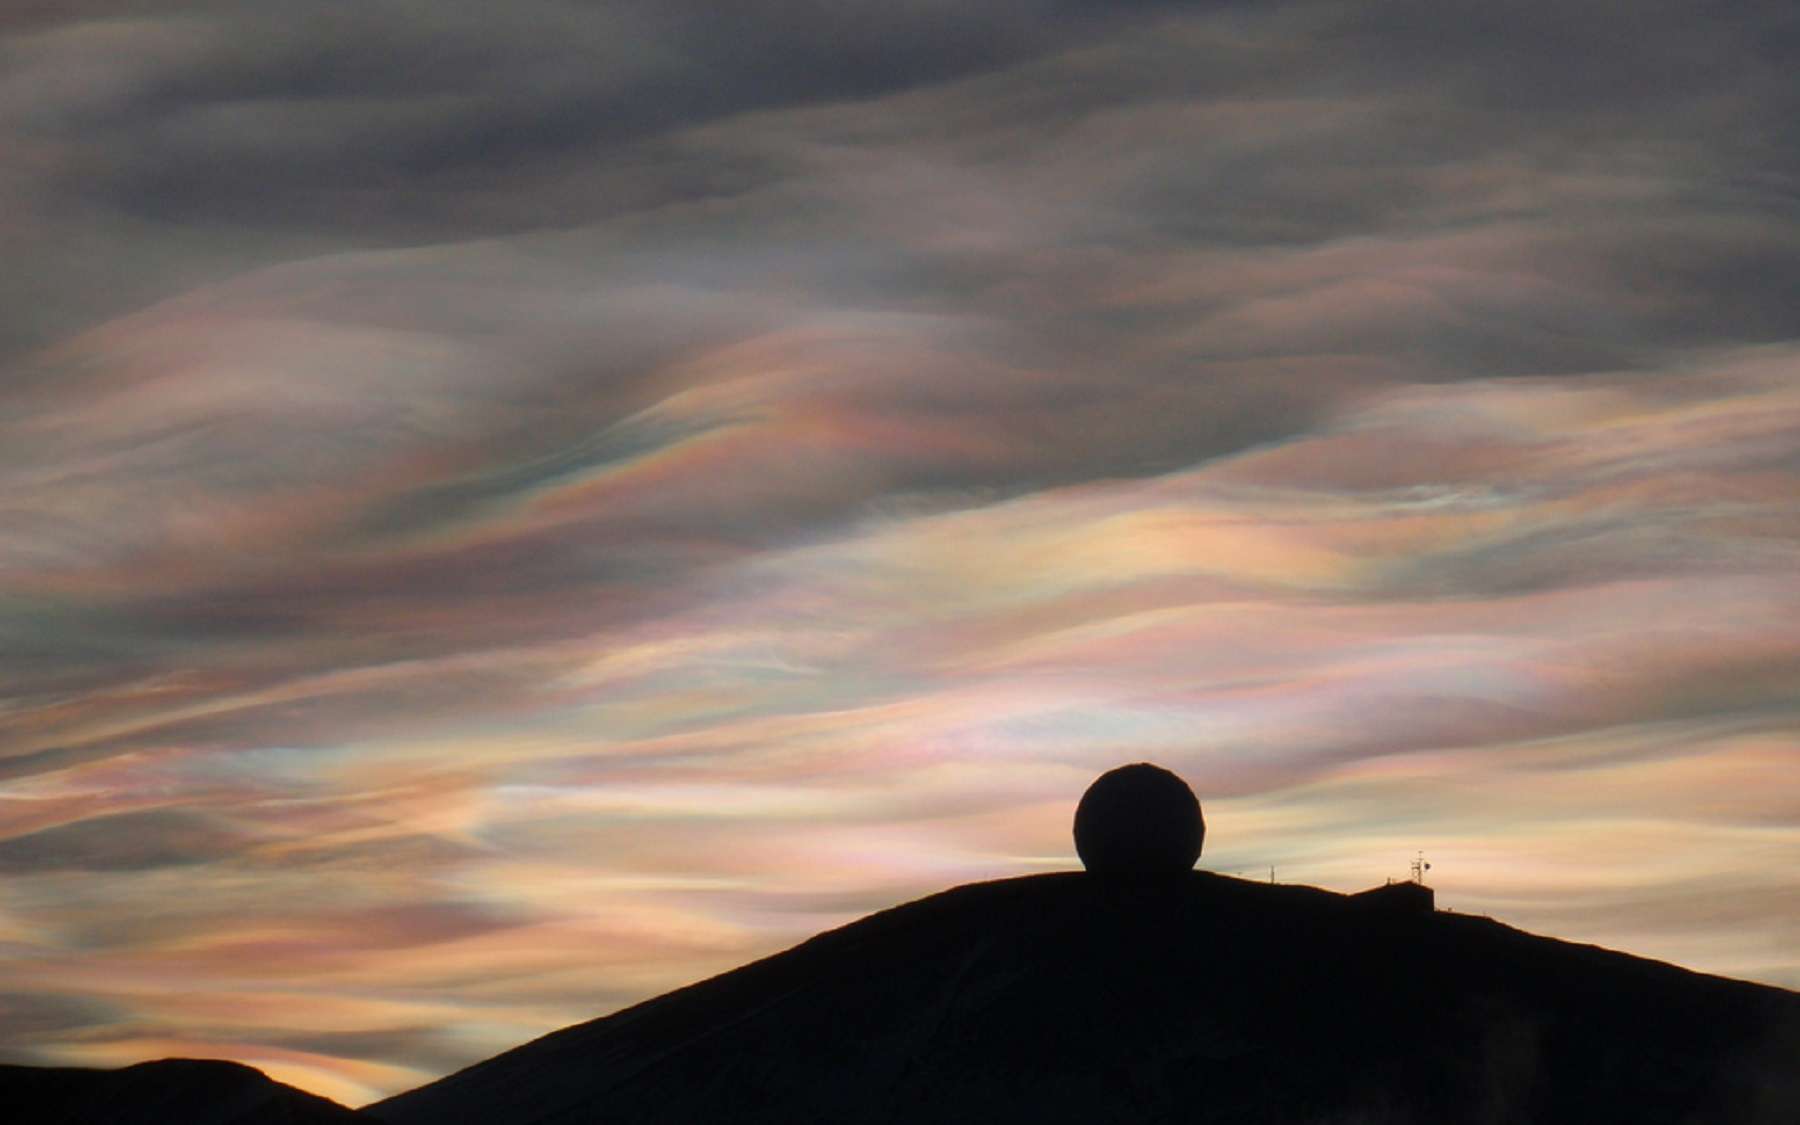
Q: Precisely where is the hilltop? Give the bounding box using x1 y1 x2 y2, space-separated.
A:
0 1057 355 1124
364 871 1799 1124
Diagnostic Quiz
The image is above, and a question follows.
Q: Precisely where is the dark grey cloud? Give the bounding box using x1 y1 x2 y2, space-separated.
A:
0 810 246 873
1326 0 1800 118
0 745 123 782
0 992 122 1043
3 0 1796 366
9 1 1195 234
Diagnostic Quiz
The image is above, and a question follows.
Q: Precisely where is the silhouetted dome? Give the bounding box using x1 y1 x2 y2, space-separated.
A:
1073 763 1204 878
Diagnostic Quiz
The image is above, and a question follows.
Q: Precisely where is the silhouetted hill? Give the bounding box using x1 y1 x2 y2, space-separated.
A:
367 872 1798 1124
0 1057 356 1124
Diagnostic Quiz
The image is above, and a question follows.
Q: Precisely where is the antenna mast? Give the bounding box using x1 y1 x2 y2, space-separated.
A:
1410 850 1431 884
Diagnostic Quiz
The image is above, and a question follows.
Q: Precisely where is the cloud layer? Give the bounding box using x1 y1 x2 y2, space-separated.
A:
2 0 1797 1106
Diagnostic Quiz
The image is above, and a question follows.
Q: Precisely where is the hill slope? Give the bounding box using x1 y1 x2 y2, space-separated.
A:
0 1057 357 1124
366 872 1799 1124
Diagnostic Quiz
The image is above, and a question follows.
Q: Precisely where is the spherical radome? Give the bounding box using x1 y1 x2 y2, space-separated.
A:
1073 763 1204 878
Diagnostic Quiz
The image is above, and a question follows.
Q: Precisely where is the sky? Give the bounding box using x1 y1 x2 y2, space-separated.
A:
2 0 1798 1107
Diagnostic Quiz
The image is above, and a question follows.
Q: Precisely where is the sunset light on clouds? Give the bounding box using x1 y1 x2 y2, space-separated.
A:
3 1 1799 1107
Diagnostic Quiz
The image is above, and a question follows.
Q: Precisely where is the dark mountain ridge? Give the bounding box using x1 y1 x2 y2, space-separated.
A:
366 872 1800 1124
0 1056 356 1124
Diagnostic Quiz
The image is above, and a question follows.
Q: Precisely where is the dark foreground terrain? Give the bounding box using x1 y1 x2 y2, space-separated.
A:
0 1057 355 1123
7 873 1795 1123
365 872 1799 1124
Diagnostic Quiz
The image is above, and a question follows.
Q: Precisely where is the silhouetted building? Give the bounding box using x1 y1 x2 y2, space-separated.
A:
1351 878 1435 916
